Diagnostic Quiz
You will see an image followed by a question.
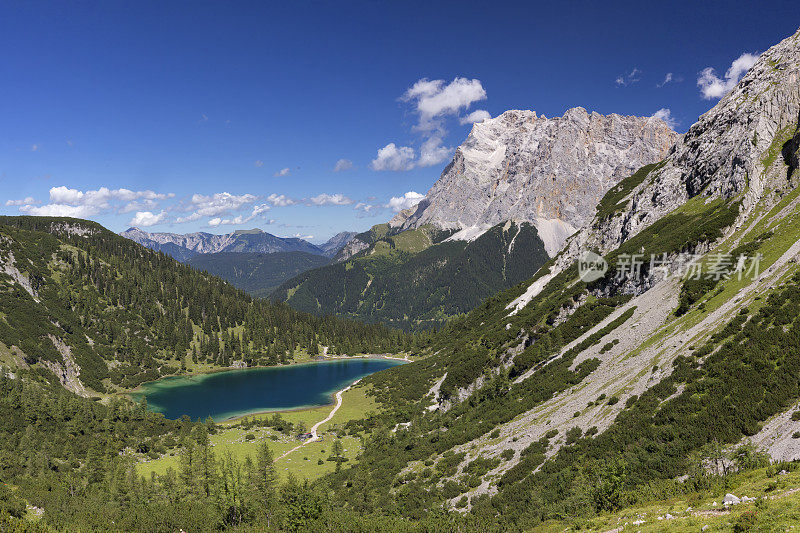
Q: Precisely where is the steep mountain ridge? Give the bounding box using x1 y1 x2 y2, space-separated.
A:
323 27 800 523
281 109 678 327
335 108 677 263
400 107 678 248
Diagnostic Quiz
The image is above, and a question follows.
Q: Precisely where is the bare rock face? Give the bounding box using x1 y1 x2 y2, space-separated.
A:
557 27 800 273
400 107 678 255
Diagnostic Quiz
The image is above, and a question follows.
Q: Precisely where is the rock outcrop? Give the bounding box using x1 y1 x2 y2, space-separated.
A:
555 27 800 275
399 107 678 255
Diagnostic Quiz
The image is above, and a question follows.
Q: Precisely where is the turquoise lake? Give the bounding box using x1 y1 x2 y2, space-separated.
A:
133 358 403 421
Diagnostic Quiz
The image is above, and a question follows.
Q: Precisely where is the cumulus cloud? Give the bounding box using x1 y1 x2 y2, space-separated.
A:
129 211 166 227
615 68 641 86
386 191 425 213
459 109 491 125
20 204 99 218
698 52 760 99
186 192 257 217
175 212 202 224
417 136 453 168
5 197 37 206
652 108 679 129
403 78 487 130
13 186 174 220
371 143 416 171
333 158 354 172
309 193 353 206
373 77 488 172
273 167 291 177
208 217 222 227
266 193 296 207
354 202 381 215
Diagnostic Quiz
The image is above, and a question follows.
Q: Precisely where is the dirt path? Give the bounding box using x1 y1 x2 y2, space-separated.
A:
276 379 360 460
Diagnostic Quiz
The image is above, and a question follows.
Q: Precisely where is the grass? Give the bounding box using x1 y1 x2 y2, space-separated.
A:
528 466 800 532
761 122 797 171
136 384 379 482
594 161 665 223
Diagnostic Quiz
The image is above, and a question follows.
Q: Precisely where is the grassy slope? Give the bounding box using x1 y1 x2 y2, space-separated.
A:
531 466 800 532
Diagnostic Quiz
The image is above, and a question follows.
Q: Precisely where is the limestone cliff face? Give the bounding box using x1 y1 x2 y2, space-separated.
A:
555 27 800 274
399 107 678 255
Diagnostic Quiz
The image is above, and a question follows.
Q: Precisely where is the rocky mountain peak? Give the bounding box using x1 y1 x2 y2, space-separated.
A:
398 106 678 256
552 27 800 278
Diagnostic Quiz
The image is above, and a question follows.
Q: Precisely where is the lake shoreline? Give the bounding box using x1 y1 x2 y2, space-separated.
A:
124 353 410 395
130 357 406 421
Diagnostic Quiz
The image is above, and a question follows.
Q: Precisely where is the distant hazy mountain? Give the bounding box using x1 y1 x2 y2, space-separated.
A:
187 251 330 298
318 231 358 256
120 227 319 258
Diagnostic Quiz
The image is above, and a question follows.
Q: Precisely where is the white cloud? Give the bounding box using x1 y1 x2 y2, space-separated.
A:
20 204 99 218
273 167 291 177
333 158 354 172
417 136 453 168
354 202 380 214
254 160 264 167
187 192 257 217
373 77 487 172
129 211 166 227
292 233 314 240
698 52 760 99
657 72 678 88
309 193 353 206
652 108 679 129
175 212 202 223
5 197 37 206
403 77 487 131
202 203 272 227
13 186 174 220
371 143 416 171
47 186 171 209
386 191 425 213
251 203 271 217
459 109 491 125
267 193 296 207
615 68 641 86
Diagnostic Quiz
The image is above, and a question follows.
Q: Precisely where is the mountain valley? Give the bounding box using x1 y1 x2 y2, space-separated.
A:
3 16 800 533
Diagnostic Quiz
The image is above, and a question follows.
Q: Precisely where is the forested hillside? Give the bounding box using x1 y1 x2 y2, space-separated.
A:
0 216 419 394
273 221 549 330
187 251 330 298
304 27 800 529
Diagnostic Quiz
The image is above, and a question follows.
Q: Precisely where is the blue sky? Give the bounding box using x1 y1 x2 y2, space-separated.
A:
1 1 798 243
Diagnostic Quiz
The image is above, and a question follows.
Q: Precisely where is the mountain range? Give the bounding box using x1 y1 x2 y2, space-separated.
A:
273 108 676 328
3 24 800 533
120 227 356 260
322 26 800 520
